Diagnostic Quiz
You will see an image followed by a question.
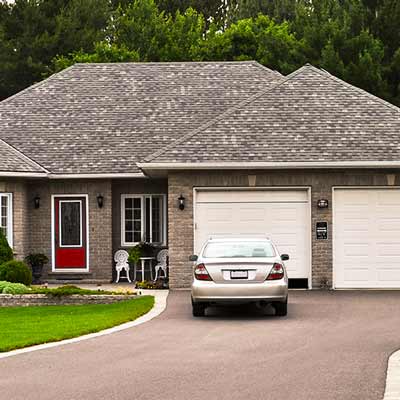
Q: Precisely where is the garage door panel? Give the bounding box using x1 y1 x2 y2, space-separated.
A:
195 190 310 279
334 189 400 288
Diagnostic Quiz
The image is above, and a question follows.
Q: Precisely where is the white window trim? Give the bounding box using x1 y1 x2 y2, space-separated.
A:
0 193 13 248
51 194 89 273
121 194 167 247
59 200 83 248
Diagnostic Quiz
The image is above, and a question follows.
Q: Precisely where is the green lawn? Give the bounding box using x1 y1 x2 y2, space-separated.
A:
0 296 154 352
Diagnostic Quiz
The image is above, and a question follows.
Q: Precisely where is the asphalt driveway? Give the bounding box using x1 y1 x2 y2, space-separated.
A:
1 290 400 400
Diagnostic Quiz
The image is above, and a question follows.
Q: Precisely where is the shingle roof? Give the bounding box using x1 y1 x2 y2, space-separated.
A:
0 139 47 173
0 61 281 174
143 64 400 165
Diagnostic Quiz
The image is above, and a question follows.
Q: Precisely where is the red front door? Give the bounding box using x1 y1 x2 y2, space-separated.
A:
54 196 88 270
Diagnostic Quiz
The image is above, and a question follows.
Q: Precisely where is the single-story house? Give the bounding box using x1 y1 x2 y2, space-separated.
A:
1 61 400 289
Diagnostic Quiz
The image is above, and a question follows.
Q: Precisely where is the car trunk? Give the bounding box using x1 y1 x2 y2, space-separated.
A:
203 258 275 284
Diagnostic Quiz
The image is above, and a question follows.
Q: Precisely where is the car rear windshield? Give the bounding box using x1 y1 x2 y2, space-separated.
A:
203 241 276 258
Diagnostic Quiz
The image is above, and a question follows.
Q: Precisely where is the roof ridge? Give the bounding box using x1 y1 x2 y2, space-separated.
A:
308 64 400 114
142 65 309 163
249 60 283 77
0 138 49 173
0 65 76 107
73 60 263 66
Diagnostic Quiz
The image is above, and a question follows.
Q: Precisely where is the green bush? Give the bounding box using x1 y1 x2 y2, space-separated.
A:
0 261 32 285
0 229 13 265
2 283 29 294
0 281 10 292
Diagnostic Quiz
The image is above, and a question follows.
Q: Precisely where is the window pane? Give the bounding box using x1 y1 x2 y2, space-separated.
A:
60 202 81 246
123 197 142 244
0 195 8 242
151 197 162 243
203 241 276 258
125 231 133 243
145 197 151 242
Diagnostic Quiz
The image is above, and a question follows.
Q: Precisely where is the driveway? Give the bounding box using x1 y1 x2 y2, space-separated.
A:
1 290 400 400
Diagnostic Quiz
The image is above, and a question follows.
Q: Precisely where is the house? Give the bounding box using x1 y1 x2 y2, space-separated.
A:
1 61 400 289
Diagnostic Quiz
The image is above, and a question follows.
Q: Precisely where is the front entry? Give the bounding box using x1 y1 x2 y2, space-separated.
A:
52 195 88 271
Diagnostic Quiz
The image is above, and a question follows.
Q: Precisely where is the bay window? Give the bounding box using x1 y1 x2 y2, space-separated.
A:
0 193 12 247
121 194 166 246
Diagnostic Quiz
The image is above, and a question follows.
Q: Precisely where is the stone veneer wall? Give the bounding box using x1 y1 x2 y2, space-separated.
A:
168 169 399 289
0 294 136 307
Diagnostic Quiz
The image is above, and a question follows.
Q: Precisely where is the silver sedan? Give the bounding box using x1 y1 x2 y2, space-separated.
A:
190 237 289 317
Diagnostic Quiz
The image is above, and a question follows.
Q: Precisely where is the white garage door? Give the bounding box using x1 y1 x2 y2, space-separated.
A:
194 189 310 279
334 189 400 288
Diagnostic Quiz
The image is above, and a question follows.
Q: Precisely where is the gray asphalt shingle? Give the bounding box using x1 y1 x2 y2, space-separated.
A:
0 61 280 174
145 64 400 164
0 139 46 173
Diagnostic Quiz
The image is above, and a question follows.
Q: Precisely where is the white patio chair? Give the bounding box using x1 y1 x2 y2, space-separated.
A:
154 249 168 281
114 250 131 283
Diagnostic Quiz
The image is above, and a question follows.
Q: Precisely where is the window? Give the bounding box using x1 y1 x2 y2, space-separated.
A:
59 200 82 247
0 193 12 247
203 241 276 258
121 195 166 246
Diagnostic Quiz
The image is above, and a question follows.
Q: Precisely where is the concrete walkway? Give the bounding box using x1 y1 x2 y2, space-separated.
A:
384 350 400 400
1 290 400 400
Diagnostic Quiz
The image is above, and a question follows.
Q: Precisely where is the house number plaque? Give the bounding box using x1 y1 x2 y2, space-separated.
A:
316 222 328 240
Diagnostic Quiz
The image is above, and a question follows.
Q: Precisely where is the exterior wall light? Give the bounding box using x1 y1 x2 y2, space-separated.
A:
34 196 40 209
317 199 329 209
97 194 104 208
178 194 185 210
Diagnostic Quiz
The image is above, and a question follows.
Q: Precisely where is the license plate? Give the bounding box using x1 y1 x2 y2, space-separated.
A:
230 270 248 279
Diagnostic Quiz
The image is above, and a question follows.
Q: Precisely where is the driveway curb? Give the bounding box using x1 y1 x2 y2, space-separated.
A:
384 349 400 400
0 290 168 360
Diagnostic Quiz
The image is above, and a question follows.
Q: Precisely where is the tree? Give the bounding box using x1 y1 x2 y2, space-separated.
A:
198 15 306 74
0 0 111 100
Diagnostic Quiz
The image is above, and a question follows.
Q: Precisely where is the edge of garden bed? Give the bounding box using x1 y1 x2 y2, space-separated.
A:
0 293 138 307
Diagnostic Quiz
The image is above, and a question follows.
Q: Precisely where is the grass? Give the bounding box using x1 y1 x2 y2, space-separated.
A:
0 295 154 352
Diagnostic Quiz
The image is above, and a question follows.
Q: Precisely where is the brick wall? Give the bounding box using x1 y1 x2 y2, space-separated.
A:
167 169 399 289
0 179 30 260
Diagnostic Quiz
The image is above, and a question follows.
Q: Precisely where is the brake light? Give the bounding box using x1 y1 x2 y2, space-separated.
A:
266 263 285 280
194 263 212 281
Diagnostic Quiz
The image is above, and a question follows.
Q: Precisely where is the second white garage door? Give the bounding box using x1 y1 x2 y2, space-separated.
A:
334 189 400 288
194 189 310 280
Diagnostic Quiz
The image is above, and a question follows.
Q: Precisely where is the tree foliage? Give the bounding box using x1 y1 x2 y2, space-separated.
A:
1 0 400 106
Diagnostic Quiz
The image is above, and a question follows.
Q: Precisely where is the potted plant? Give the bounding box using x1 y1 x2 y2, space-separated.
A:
25 253 49 284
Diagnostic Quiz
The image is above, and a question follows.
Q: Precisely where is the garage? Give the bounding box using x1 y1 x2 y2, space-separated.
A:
334 188 400 288
194 189 311 283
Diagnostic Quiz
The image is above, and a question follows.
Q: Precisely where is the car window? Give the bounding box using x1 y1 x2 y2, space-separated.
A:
203 242 275 258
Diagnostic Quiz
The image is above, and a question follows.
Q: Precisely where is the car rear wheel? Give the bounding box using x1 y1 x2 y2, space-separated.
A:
274 298 288 317
192 303 207 317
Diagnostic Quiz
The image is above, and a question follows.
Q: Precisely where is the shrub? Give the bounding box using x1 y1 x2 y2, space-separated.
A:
0 261 32 285
0 229 13 265
0 281 10 292
2 283 29 294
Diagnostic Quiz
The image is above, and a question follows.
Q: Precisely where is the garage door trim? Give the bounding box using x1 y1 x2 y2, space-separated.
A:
332 186 400 289
193 186 312 288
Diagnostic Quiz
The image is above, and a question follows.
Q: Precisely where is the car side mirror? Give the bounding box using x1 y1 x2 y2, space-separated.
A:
189 254 198 262
281 254 289 261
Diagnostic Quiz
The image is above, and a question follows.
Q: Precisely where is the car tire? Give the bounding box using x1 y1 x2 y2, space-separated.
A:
192 303 206 317
274 298 288 317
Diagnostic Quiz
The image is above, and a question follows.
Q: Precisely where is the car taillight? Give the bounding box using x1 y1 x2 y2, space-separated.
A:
194 263 212 281
266 263 285 280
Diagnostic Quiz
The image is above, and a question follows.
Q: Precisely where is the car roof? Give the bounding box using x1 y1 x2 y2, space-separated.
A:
207 236 271 242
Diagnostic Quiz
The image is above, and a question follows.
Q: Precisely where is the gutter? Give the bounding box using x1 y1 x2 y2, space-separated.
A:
137 161 400 170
